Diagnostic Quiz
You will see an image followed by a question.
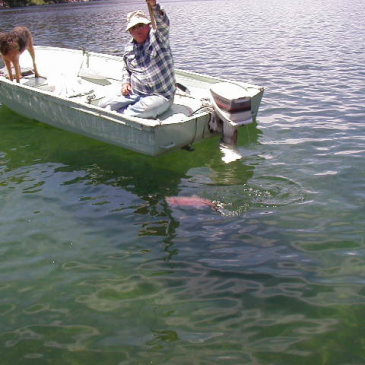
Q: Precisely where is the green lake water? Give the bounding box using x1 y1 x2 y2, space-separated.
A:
1 0 365 363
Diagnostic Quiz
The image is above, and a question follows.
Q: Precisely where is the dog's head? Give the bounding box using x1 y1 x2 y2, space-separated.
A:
0 32 15 56
0 34 5 67
0 32 7 55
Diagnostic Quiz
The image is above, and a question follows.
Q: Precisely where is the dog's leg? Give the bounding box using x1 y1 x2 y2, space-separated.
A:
4 58 14 81
13 56 22 83
26 35 39 78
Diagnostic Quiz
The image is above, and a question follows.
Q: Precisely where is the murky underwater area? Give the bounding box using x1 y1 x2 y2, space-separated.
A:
1 0 365 363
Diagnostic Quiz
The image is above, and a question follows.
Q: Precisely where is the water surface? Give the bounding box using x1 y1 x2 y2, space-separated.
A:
1 0 365 363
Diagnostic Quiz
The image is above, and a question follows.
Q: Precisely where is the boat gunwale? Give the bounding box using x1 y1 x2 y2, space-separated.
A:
31 45 264 88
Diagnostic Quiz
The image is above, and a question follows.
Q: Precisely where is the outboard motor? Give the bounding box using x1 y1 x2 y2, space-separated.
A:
209 82 253 145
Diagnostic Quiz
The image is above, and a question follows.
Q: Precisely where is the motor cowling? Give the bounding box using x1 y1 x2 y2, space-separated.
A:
210 82 253 126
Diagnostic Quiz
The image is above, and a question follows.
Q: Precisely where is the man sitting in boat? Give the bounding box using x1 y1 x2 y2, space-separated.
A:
99 0 175 119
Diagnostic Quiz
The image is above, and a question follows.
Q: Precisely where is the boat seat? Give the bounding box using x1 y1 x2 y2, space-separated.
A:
158 93 207 123
78 68 112 86
158 103 193 123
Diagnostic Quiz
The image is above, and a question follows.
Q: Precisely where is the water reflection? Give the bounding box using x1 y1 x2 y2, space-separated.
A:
3 0 365 363
0 105 263 258
0 103 310 275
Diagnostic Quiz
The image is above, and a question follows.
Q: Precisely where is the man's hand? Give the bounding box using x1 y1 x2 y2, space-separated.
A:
146 0 157 7
122 83 131 96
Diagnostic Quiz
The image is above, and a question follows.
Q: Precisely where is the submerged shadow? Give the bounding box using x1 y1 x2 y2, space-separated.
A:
0 105 262 261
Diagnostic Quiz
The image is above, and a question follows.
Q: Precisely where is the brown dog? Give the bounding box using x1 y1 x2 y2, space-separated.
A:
0 26 39 83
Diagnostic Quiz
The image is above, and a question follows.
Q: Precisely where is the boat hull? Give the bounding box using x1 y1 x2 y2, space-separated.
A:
0 47 264 156
0 82 215 155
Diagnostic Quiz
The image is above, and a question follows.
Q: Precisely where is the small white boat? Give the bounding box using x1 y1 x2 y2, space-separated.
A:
0 46 264 156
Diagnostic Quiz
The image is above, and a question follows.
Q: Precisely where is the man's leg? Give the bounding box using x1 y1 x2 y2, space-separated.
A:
123 95 173 118
99 93 140 111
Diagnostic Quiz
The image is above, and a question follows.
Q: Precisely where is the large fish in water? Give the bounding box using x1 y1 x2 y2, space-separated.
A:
166 196 232 216
166 196 216 209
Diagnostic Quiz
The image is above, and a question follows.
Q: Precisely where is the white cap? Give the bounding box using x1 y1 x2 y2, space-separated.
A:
126 10 151 31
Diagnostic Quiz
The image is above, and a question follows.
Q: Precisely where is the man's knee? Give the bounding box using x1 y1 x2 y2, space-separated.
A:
124 96 172 118
99 94 139 110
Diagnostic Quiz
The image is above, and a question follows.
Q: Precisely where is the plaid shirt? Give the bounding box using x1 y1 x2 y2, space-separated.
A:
122 4 175 100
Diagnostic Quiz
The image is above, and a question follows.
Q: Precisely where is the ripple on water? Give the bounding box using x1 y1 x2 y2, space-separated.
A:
206 175 307 217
